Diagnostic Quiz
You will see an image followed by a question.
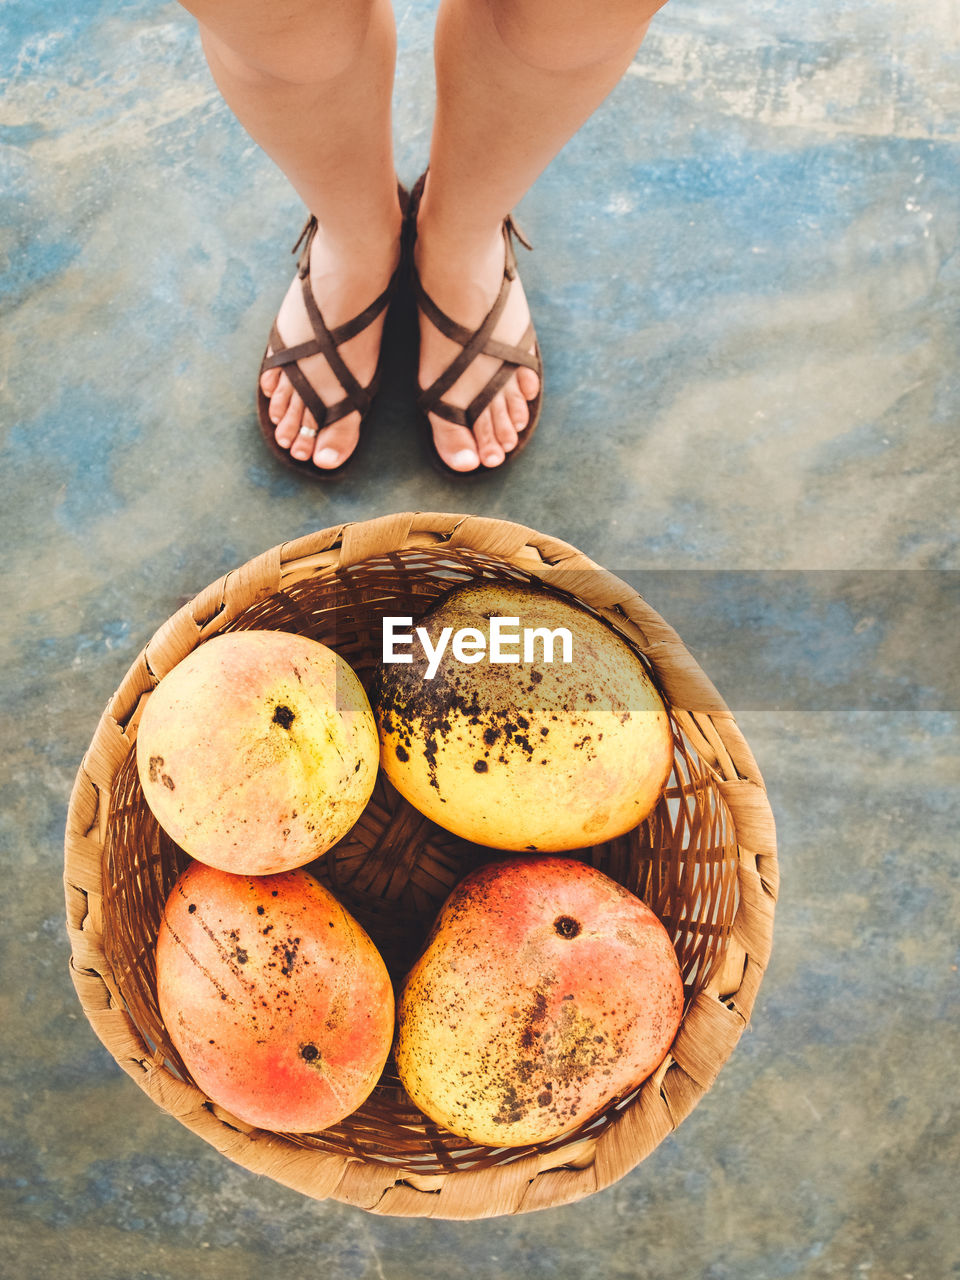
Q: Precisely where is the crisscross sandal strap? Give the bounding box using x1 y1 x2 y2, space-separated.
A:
460 320 538 426
264 318 359 429
415 269 511 407
414 218 541 428
260 217 399 428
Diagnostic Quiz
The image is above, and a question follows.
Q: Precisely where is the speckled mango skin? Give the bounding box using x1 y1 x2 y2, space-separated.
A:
136 630 379 875
374 582 674 852
396 857 684 1147
156 862 394 1133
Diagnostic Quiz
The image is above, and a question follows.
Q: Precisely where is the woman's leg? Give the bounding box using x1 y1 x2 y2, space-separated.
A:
417 0 668 470
180 0 403 467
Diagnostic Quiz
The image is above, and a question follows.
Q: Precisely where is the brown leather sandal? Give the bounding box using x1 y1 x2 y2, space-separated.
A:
407 173 543 477
257 208 404 478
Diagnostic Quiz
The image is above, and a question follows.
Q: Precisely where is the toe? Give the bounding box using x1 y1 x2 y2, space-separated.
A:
473 409 505 468
275 403 302 451
281 397 316 461
291 417 320 461
506 387 529 433
491 397 519 453
260 364 281 398
517 365 540 402
312 413 361 469
431 417 480 471
270 377 294 435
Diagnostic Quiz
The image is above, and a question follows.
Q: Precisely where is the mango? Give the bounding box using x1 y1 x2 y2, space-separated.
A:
395 856 684 1146
373 581 673 851
156 861 394 1133
137 630 379 875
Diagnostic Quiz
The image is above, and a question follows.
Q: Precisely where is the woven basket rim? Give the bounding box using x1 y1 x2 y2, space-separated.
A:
64 511 778 1219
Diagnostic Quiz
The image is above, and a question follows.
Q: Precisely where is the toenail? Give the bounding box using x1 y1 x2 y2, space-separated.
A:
452 449 478 469
316 448 340 468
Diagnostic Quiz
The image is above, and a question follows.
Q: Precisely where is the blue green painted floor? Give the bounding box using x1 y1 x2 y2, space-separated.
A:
1 0 958 1275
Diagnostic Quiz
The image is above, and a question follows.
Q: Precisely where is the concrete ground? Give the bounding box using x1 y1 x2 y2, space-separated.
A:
1 0 958 1276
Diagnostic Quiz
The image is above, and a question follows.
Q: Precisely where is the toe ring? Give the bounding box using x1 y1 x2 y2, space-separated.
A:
297 423 319 439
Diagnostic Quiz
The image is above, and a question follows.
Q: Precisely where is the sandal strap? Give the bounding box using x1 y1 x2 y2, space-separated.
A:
298 262 372 415
416 269 512 406
412 278 537 371
262 215 398 427
415 221 540 427
464 322 537 422
265 320 366 429
426 325 537 427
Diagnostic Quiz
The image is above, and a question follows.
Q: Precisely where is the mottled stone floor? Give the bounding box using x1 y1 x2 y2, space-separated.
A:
1 0 958 1275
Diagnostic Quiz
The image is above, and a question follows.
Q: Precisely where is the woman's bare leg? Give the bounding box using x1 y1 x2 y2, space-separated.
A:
417 0 667 470
181 0 403 467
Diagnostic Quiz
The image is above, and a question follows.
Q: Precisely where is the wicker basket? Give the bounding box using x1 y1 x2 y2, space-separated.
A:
64 512 777 1219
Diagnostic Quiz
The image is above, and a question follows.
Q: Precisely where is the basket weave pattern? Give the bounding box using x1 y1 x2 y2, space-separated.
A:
64 513 778 1218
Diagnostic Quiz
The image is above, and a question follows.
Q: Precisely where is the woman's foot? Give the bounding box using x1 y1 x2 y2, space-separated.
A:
259 205 404 470
413 189 541 473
